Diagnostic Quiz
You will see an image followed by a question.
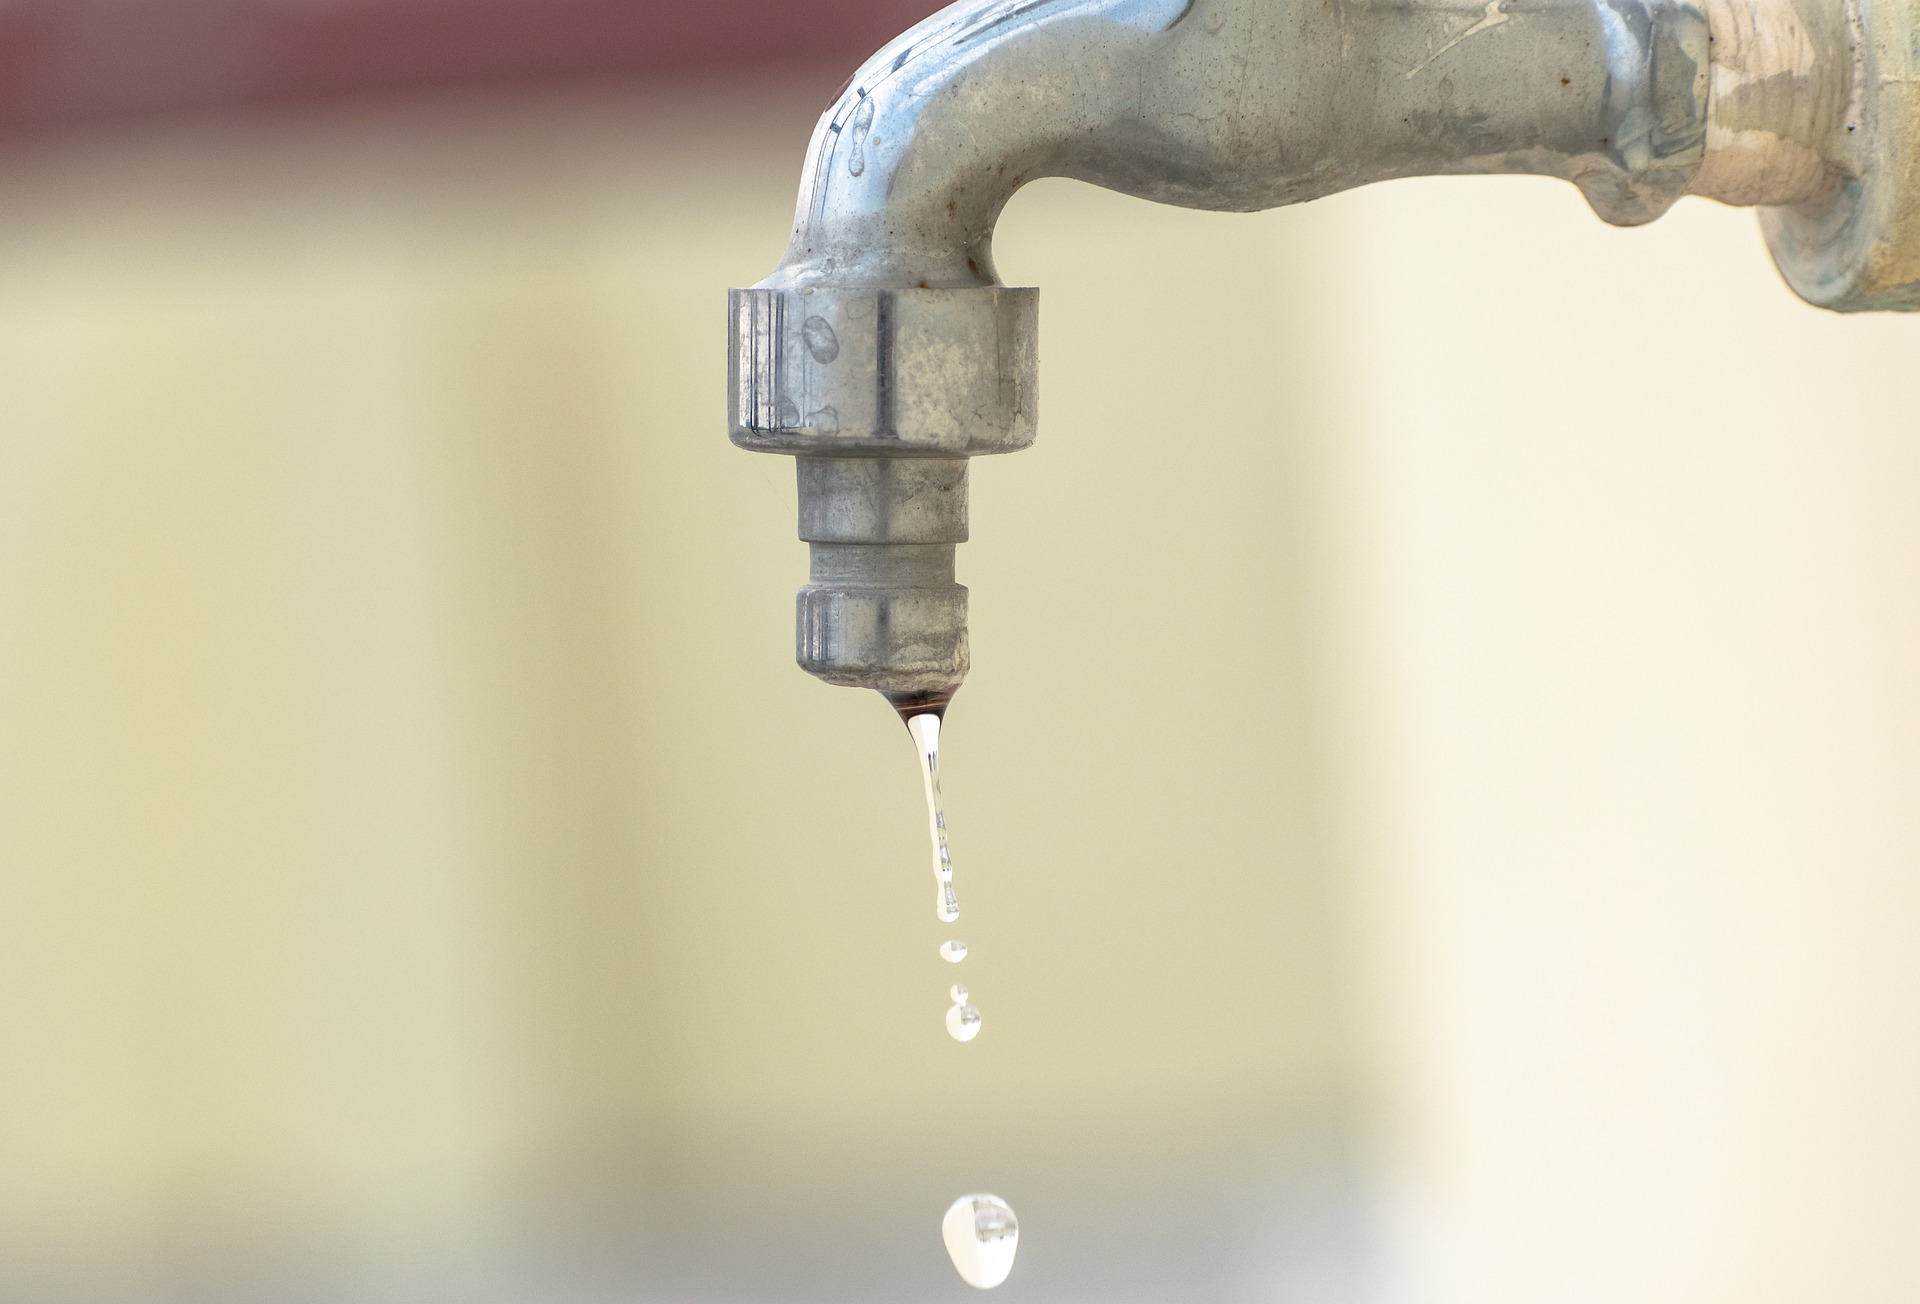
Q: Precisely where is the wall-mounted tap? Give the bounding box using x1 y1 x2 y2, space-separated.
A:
729 0 1919 710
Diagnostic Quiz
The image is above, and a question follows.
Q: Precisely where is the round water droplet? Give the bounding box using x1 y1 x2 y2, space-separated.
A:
941 1193 1018 1289
950 984 968 1004
945 1003 981 1043
940 940 968 963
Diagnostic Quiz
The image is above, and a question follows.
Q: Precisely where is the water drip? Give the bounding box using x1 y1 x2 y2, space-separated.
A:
941 1193 1018 1288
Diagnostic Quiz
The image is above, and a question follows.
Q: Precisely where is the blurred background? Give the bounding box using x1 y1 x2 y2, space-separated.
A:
0 2 1916 1301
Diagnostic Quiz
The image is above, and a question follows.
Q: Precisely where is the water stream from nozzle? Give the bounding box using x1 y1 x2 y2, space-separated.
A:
888 690 981 1046
908 711 961 925
888 695 1014 1285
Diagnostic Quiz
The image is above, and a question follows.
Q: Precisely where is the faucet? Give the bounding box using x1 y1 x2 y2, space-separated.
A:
729 0 1918 713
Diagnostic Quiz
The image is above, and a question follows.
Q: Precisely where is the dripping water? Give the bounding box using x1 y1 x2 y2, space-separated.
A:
945 1001 982 1042
887 691 979 1042
946 981 980 1043
884 698 1014 1277
891 693 959 925
942 1193 1019 1288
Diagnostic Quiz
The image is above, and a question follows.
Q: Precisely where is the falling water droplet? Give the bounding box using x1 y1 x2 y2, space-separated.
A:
950 984 968 1004
942 1194 1018 1289
907 713 959 923
945 1003 981 1043
940 940 968 963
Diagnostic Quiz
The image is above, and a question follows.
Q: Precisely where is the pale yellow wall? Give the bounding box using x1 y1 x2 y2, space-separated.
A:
0 76 1914 1303
1318 178 1920 1304
0 85 1352 1295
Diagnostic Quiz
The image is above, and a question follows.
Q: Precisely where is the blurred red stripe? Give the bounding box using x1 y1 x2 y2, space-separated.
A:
0 0 947 130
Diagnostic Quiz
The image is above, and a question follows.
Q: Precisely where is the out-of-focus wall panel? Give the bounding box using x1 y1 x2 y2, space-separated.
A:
0 84 1357 1299
1318 177 1920 1304
0 70 1915 1304
0 163 615 1270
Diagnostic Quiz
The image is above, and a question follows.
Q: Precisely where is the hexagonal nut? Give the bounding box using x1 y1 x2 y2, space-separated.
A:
730 285 1038 455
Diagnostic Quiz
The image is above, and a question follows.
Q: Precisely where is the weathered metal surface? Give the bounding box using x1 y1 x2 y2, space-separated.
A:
762 0 1710 302
728 0 1909 697
1760 0 1920 307
1688 0 1861 206
730 286 1037 457
798 543 969 692
797 459 970 545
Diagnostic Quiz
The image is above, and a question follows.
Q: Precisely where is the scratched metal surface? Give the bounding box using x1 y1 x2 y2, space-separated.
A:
729 0 1716 701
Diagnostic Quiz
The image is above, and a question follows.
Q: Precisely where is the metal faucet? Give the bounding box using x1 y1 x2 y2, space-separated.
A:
729 0 1918 710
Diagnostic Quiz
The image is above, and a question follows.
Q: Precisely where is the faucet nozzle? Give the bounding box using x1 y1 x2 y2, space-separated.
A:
730 284 1036 697
730 0 1919 700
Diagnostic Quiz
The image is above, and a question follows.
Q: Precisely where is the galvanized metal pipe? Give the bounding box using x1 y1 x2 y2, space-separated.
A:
729 0 1910 700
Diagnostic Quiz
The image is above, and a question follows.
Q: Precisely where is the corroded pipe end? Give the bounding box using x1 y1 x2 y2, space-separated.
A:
1756 0 1920 309
797 544 969 695
731 280 1032 698
1688 0 1855 209
793 460 971 694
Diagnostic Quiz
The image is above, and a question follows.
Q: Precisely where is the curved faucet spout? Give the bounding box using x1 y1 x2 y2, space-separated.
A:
764 0 1713 293
730 0 1891 699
